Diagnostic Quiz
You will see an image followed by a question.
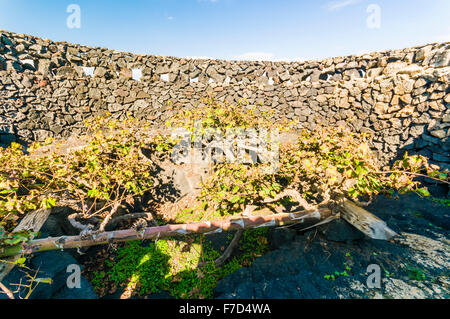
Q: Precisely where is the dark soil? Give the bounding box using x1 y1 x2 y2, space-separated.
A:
214 192 449 299
1 192 448 299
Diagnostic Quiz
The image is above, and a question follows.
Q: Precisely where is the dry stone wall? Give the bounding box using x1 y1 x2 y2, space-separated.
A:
0 29 449 169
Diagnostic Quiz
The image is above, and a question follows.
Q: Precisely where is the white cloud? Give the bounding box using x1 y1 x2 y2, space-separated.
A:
433 27 450 42
355 49 371 55
234 52 275 61
184 56 213 60
167 16 174 20
273 57 306 62
434 34 450 42
234 52 306 62
324 0 362 11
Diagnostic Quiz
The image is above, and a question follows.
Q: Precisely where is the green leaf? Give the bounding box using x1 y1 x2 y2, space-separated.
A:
417 188 430 197
355 166 364 176
41 197 57 209
10 142 22 150
87 189 99 197
4 237 23 245
34 278 53 284
16 257 26 265
230 196 240 204
0 188 18 195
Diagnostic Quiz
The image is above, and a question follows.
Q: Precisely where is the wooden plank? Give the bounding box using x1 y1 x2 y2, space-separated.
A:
0 208 333 258
0 208 52 282
341 199 397 240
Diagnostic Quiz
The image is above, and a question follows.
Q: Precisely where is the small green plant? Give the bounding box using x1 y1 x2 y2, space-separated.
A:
165 97 293 136
91 228 270 299
2 98 448 298
0 116 157 250
324 274 336 281
406 266 426 281
0 257 52 299
161 100 449 220
324 253 353 281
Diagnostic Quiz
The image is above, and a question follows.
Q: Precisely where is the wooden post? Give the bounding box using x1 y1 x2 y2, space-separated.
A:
0 208 333 258
0 208 51 281
340 199 397 240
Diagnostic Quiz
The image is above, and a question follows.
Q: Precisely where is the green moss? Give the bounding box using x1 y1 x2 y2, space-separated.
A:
429 197 450 207
108 241 171 295
406 266 426 281
93 228 270 299
91 271 106 289
240 227 269 262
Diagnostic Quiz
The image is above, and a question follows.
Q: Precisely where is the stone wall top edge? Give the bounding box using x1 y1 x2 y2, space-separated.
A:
1 28 449 68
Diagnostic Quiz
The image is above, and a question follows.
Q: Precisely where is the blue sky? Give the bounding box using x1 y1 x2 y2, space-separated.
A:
0 0 449 61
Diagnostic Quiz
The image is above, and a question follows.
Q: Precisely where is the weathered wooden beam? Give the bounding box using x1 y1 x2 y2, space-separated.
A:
341 199 397 240
0 208 51 281
0 208 333 258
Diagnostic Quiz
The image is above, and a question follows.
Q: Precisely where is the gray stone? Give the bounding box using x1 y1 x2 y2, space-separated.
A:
410 125 425 138
57 66 76 76
37 60 53 75
133 99 149 109
124 96 136 104
155 64 169 74
6 60 23 72
443 113 450 123
94 67 107 77
383 61 408 75
431 50 449 68
34 129 53 141
415 45 432 62
430 129 446 139
88 88 101 100
385 135 400 145
108 103 124 112
294 107 311 117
